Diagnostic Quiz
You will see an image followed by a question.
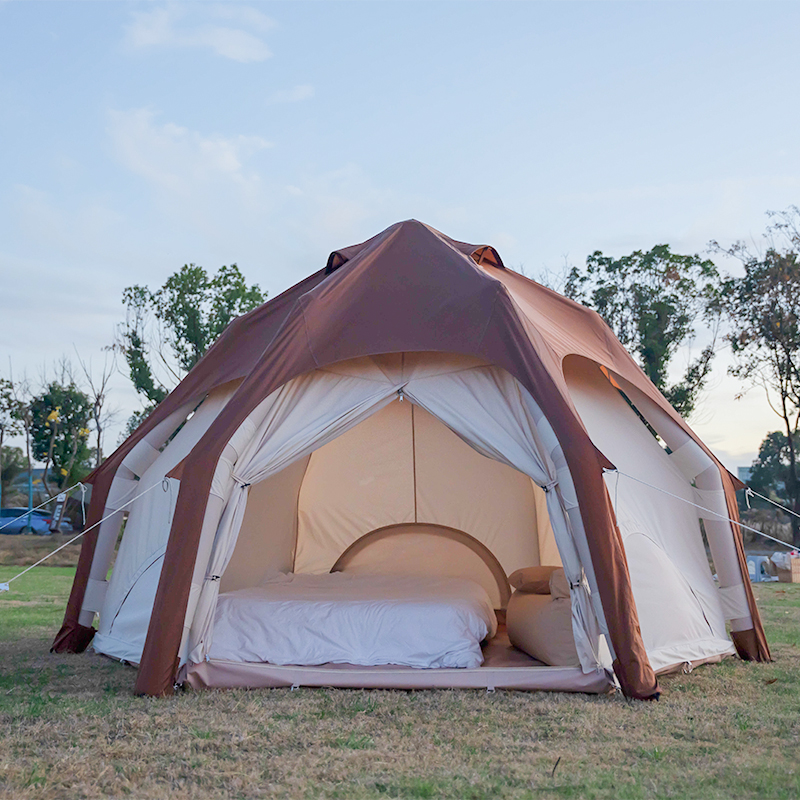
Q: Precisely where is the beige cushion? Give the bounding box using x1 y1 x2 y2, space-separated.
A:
506 584 580 667
549 568 570 600
508 565 560 594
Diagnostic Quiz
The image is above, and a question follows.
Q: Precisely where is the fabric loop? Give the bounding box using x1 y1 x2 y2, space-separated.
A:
79 482 88 526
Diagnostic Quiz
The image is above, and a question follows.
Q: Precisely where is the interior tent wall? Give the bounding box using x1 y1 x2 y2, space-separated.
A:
180 354 610 677
291 399 552 578
222 398 557 609
91 382 241 664
221 455 310 592
563 357 736 671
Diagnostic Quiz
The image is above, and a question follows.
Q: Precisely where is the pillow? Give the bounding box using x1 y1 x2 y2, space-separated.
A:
506 589 580 667
508 565 561 594
549 568 571 600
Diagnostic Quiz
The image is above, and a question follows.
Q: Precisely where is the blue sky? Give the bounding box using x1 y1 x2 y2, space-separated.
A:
2 1 800 467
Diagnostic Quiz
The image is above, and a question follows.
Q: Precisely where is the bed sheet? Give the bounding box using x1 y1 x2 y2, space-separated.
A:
208 572 497 669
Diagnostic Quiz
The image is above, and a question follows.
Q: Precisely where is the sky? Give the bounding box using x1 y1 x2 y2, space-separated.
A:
2 0 800 470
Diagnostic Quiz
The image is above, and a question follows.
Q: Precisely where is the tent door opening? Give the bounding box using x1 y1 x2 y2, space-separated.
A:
179 353 612 690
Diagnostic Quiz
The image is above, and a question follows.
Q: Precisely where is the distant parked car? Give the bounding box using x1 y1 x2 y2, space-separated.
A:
0 508 53 535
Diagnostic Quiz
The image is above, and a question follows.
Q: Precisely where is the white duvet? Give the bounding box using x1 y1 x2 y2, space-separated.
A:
208 572 498 669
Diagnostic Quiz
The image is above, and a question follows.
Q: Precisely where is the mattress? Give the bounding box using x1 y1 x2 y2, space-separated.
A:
208 572 498 669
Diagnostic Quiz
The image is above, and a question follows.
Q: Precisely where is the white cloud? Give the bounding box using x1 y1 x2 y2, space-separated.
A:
267 84 315 104
106 107 277 250
210 4 274 33
108 108 271 197
124 5 274 62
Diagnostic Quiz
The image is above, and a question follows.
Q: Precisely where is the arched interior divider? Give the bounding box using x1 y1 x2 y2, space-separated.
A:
331 523 513 608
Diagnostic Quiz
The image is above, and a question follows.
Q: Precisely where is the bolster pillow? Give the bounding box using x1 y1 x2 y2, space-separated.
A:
506 569 579 667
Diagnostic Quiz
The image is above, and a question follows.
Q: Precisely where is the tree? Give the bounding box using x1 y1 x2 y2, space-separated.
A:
712 207 800 545
1 446 25 500
74 349 117 468
749 431 799 509
564 245 722 417
118 263 266 411
5 372 36 530
30 382 93 496
0 378 24 508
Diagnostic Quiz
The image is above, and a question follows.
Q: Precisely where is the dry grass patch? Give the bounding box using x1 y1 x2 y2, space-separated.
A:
1 570 799 799
0 534 82 568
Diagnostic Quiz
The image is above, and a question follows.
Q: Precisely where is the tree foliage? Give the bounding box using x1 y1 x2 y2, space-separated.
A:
1 446 25 496
0 379 23 439
749 431 800 509
564 245 721 417
30 382 94 494
723 249 800 412
118 264 266 408
0 377 27 508
713 206 800 545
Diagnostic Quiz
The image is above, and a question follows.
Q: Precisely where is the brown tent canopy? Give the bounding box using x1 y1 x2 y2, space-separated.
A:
53 220 769 699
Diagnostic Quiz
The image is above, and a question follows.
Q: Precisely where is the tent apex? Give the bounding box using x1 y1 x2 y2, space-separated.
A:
325 219 505 275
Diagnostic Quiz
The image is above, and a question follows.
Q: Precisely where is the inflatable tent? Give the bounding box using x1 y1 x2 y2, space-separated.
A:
53 220 770 699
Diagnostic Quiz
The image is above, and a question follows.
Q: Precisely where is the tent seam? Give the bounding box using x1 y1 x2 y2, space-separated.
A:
299 298 320 368
314 368 396 385
292 454 313 572
477 287 502 350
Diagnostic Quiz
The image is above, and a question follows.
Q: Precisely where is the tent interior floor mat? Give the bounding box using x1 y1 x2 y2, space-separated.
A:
181 629 615 694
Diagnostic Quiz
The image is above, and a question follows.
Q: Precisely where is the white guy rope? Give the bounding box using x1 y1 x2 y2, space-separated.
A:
0 480 87 533
0 480 163 593
744 486 800 522
604 468 796 551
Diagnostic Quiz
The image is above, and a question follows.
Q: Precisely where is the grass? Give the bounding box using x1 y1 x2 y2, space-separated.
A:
0 566 75 642
0 533 82 569
1 564 800 799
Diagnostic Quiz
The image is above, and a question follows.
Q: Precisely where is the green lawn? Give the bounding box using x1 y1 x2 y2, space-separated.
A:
1 567 799 799
0 566 75 642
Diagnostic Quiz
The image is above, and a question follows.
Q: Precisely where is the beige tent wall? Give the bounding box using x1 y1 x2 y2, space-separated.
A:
533 486 560 566
293 400 416 573
413 404 550 572
563 357 735 671
291 399 548 583
221 455 310 592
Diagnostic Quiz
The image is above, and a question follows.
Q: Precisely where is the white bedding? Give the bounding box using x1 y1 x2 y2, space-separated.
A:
208 572 498 669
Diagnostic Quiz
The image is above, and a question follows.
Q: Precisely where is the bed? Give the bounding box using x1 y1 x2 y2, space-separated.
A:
208 572 498 669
